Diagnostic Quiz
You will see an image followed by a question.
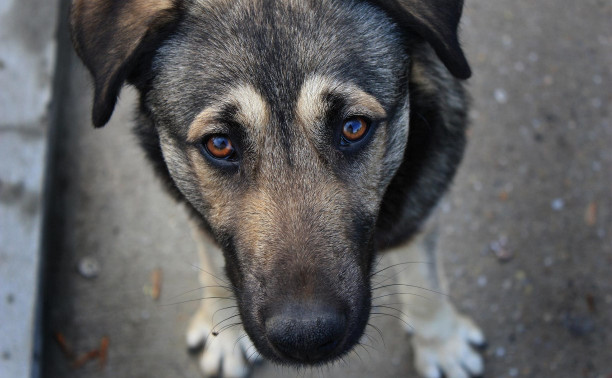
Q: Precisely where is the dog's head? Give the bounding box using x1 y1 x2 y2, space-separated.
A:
71 0 469 365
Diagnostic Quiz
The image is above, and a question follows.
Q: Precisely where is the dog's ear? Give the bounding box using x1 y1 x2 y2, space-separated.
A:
70 0 182 127
370 0 471 79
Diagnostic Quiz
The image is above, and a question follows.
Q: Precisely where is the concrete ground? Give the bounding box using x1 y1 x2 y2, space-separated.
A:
0 0 59 377
42 0 610 377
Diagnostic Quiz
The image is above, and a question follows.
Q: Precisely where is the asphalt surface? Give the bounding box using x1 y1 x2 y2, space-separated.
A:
42 0 611 377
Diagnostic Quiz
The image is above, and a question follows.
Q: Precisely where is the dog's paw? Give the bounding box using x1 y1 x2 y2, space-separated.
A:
187 306 261 377
411 314 485 378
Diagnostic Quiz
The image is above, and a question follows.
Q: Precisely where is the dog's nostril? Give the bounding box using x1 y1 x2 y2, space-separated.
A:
265 303 347 362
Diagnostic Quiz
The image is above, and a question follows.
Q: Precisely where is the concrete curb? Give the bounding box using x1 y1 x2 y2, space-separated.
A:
0 0 61 376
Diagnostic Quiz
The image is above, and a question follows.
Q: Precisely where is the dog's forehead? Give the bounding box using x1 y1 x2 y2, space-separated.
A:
186 76 386 145
152 0 406 131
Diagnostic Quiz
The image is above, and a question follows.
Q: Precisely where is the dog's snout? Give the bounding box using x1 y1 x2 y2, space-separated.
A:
265 302 347 362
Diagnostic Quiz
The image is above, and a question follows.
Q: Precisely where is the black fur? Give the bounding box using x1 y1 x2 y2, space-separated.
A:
71 0 471 367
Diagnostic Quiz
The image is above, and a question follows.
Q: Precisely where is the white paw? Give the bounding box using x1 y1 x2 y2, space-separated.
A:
187 306 262 377
412 314 485 378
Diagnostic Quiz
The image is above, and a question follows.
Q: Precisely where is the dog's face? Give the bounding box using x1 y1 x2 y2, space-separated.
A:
151 1 409 363
71 0 470 365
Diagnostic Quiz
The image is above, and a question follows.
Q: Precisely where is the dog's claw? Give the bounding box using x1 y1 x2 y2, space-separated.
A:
412 314 485 378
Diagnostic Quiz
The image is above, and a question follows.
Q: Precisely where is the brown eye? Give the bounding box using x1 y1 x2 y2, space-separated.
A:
205 135 235 159
342 117 368 142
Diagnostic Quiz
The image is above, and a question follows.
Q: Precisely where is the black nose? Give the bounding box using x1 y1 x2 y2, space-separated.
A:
265 302 347 362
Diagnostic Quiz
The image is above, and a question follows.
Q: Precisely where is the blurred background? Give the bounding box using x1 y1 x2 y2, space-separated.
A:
0 0 610 377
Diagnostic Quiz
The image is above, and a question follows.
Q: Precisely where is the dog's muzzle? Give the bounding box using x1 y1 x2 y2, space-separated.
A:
264 300 347 363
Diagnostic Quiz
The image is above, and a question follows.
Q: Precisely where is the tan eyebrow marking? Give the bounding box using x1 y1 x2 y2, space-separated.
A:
296 75 387 130
187 84 270 142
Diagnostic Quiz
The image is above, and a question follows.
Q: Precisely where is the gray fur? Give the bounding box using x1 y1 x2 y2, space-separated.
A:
71 0 472 368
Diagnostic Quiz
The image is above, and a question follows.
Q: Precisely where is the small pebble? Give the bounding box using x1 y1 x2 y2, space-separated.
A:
477 275 488 287
509 367 519 377
495 346 506 357
544 256 554 267
591 161 602 171
502 34 513 47
490 237 513 262
494 88 508 104
562 314 595 337
77 257 100 279
528 52 539 62
502 279 512 290
584 202 597 226
514 61 525 72
551 198 564 211
543 313 553 323
591 98 602 108
592 75 603 85
543 75 554 86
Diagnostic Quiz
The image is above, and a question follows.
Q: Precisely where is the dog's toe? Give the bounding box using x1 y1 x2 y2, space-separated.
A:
200 330 249 378
186 308 211 349
412 314 485 378
187 306 253 377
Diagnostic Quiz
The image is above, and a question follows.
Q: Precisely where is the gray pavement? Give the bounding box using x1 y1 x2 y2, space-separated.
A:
39 0 611 377
0 0 60 377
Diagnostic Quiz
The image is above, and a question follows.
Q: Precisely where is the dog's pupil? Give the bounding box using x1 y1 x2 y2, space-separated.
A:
343 118 366 140
208 136 233 158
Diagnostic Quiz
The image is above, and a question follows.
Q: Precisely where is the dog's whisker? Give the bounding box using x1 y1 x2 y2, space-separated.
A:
233 333 249 353
369 260 432 278
366 322 386 346
189 263 231 286
360 331 377 347
213 321 243 336
168 285 232 300
351 346 365 364
246 345 260 362
372 283 449 297
372 304 412 322
371 262 434 288
157 296 235 307
370 311 414 331
371 291 433 302
211 313 241 334
211 313 240 334
211 305 239 325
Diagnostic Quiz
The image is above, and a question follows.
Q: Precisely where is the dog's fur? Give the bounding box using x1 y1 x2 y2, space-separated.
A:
70 0 485 377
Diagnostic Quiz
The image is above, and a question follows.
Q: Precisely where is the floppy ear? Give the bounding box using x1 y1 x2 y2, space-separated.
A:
70 0 182 127
370 0 471 79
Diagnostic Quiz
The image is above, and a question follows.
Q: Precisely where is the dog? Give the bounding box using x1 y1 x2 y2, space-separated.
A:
70 0 485 377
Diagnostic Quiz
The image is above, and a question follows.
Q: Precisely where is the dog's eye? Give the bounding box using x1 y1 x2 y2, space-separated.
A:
204 135 236 160
341 117 369 144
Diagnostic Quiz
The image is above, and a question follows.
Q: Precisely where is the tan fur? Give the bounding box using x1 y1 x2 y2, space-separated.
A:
296 75 387 131
187 84 270 142
411 60 438 94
